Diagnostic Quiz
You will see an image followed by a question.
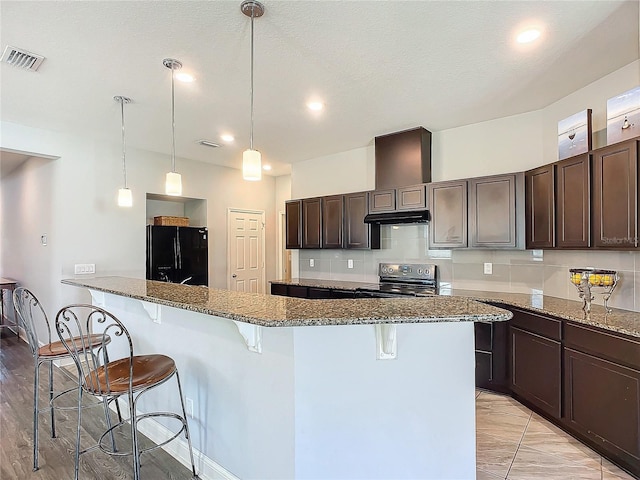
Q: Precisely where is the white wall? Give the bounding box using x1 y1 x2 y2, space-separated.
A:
1 121 277 337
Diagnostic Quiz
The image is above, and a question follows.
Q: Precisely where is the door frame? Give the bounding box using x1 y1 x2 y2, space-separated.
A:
277 210 286 279
227 208 266 292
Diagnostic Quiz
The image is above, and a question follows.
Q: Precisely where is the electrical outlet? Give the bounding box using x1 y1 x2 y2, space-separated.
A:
74 264 96 275
186 398 194 418
309 259 315 267
483 263 493 275
347 259 354 269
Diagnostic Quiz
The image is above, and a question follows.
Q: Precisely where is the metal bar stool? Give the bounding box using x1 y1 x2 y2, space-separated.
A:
55 304 199 480
12 287 120 472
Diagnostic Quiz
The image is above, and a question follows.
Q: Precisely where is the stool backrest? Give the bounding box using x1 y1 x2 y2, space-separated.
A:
55 304 134 396
13 287 51 357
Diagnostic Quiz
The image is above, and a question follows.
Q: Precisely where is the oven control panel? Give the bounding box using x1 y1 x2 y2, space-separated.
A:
378 263 437 281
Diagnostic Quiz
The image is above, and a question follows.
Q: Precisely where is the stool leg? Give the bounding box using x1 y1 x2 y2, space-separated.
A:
175 371 198 479
32 358 40 471
49 360 56 438
73 387 83 480
129 392 141 480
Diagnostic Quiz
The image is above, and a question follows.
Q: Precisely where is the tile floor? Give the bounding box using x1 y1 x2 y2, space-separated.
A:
475 390 637 480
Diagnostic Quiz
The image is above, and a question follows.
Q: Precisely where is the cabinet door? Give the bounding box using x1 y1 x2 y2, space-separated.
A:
428 180 467 248
475 321 509 393
593 140 638 248
510 326 562 419
525 165 555 249
345 192 372 249
285 200 302 249
396 184 426 211
302 198 322 249
322 195 344 248
469 174 517 248
369 189 396 213
556 154 591 248
564 348 640 472
270 283 288 296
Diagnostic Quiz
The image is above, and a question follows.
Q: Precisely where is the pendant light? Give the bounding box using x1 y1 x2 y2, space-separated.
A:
114 95 133 207
164 58 183 196
241 0 264 181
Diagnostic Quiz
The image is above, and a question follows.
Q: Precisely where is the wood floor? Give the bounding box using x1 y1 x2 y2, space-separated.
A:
0 331 196 479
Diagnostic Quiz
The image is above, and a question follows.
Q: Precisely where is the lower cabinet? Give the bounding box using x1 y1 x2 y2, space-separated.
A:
510 326 562 419
474 321 509 393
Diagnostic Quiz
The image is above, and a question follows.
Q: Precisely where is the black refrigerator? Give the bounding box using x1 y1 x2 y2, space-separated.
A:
146 226 208 286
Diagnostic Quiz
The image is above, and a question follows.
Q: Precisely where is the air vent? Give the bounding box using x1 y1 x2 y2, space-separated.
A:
1 45 45 71
197 139 221 148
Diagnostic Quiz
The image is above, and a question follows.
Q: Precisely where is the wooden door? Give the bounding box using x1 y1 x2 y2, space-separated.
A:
525 164 555 249
469 174 517 248
593 140 638 248
510 326 562 419
302 198 322 249
556 154 591 248
228 209 265 293
428 180 467 248
345 192 371 249
321 195 344 248
285 200 302 249
396 184 426 211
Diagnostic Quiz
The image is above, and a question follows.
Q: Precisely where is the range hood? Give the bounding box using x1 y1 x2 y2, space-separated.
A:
364 210 430 225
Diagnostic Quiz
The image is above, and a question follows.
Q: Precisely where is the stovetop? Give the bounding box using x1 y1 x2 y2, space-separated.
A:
358 263 439 296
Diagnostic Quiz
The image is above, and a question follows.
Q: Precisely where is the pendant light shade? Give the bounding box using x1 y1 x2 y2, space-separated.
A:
241 1 264 181
163 58 183 196
242 149 262 181
114 95 133 207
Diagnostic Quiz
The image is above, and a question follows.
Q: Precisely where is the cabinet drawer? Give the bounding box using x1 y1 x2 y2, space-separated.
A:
510 308 562 341
565 322 640 370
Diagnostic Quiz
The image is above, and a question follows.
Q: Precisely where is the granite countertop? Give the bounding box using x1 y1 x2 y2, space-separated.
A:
270 279 640 338
61 276 511 328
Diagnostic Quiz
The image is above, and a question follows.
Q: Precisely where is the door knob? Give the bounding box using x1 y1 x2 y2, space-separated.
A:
232 274 237 278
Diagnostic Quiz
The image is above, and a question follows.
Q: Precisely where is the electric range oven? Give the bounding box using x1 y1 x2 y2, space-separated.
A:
355 263 438 298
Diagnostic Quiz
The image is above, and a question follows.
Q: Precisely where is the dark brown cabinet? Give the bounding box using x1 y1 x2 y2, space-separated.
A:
321 195 344 249
475 320 509 393
285 200 302 249
369 189 396 213
556 154 591 248
374 127 432 190
302 198 322 249
345 192 378 249
428 180 467 248
396 184 427 211
469 174 519 248
525 164 555 249
593 139 639 248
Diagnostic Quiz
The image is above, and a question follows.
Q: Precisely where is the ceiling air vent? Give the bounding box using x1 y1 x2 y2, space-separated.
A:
197 140 221 148
1 45 45 71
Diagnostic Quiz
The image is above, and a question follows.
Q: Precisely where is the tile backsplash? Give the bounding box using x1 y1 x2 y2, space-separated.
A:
298 224 640 313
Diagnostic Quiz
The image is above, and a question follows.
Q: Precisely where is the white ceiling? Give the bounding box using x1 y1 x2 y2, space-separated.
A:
1 1 638 177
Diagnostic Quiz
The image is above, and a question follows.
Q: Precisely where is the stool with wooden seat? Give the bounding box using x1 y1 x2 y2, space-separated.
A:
12 287 118 472
55 304 199 480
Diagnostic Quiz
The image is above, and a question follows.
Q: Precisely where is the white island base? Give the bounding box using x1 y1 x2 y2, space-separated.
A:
88 292 477 480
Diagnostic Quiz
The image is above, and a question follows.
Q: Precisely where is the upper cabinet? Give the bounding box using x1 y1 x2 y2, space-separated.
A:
525 164 555 249
469 174 521 249
396 184 427 211
375 127 432 190
593 139 639 249
556 154 591 248
302 198 322 249
345 192 378 249
285 200 302 249
428 180 468 248
369 189 396 213
322 195 344 249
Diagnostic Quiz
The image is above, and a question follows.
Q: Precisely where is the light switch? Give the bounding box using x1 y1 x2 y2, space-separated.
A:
348 259 354 269
483 263 493 275
309 259 315 267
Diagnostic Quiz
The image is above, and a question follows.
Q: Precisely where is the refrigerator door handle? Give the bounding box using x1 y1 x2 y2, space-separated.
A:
173 238 178 269
177 236 182 269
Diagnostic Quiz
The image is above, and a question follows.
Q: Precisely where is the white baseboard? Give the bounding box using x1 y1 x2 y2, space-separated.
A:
109 402 238 480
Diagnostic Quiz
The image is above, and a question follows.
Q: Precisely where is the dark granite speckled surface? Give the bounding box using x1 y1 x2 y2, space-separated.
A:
61 277 511 327
271 279 640 338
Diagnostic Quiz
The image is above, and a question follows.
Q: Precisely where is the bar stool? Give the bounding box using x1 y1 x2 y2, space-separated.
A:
12 287 118 472
55 304 199 480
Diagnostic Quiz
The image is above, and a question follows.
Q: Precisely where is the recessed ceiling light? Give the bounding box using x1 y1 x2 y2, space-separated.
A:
307 101 324 111
221 134 235 142
517 28 541 44
175 72 195 82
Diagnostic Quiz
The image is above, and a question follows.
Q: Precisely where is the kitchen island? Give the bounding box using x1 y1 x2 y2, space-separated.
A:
62 276 511 480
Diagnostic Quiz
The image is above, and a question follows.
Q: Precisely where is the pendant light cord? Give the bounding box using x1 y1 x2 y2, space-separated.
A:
171 63 177 172
249 8 255 150
120 98 127 189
